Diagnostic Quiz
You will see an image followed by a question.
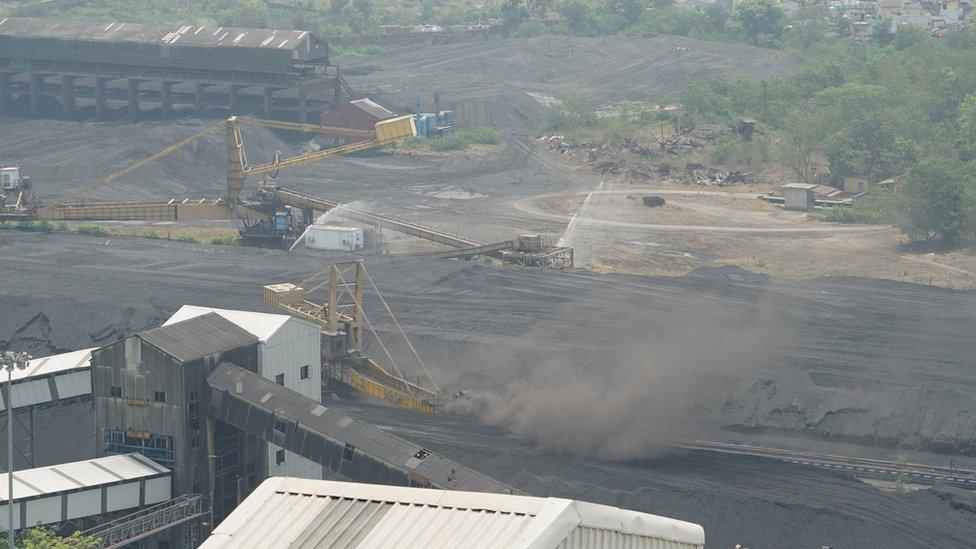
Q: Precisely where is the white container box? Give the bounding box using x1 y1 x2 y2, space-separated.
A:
306 225 364 251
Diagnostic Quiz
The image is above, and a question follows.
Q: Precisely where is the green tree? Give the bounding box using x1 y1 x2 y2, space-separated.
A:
895 159 971 243
219 0 270 28
2 526 100 548
872 17 893 45
728 0 785 44
501 0 529 33
955 93 976 158
836 17 853 38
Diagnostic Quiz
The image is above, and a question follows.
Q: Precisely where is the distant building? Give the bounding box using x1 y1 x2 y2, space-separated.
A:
319 99 397 142
201 478 706 549
783 183 818 211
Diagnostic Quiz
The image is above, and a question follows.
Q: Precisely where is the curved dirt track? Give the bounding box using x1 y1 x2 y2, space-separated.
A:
514 189 892 235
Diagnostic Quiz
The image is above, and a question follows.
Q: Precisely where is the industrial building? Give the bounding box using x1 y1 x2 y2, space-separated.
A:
319 98 397 133
200 478 706 549
0 17 343 121
163 305 323 480
79 304 519 541
91 313 261 521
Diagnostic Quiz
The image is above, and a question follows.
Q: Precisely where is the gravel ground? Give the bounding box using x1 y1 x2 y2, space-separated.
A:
338 35 794 131
1 233 974 546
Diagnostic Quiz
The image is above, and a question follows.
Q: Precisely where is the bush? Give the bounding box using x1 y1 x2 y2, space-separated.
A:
56 222 69 232
810 205 882 224
211 235 237 246
16 220 53 231
76 223 108 236
401 128 504 152
545 96 600 132
428 134 469 152
173 234 200 244
707 134 770 168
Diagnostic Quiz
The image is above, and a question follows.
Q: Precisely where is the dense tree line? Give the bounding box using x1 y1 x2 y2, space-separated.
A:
677 27 976 243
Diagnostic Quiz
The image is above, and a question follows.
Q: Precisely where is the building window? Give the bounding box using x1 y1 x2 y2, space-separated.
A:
153 391 166 403
275 449 285 465
110 386 122 398
300 365 309 380
275 373 284 385
343 443 355 462
189 390 199 401
190 433 199 448
273 419 287 433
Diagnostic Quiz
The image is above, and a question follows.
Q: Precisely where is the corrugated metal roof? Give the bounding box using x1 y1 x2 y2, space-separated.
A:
350 98 397 120
0 17 312 50
206 363 516 495
140 312 257 363
9 347 93 383
201 478 706 549
0 454 168 503
163 305 313 343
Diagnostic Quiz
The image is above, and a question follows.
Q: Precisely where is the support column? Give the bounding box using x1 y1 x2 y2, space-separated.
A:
160 80 173 118
29 73 43 115
194 83 206 112
127 78 140 120
263 86 273 118
94 77 108 120
228 85 243 115
0 73 10 114
298 84 308 125
61 75 75 117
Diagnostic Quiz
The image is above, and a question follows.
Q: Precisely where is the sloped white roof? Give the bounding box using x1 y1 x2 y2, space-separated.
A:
201 478 705 549
10 347 93 383
0 454 169 502
163 305 313 342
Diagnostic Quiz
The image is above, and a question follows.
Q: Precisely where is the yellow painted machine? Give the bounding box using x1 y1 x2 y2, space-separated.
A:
10 114 416 235
263 261 446 413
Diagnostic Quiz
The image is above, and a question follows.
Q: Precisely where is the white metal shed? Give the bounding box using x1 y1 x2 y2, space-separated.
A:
0 454 171 530
0 348 94 411
164 306 322 479
201 478 705 549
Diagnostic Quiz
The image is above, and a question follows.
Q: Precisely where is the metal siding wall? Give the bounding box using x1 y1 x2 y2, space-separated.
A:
24 496 61 527
144 476 172 505
66 489 101 520
264 319 322 479
106 483 140 513
11 378 52 407
53 370 91 399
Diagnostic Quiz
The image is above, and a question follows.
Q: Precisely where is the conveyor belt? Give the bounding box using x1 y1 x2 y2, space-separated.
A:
206 362 519 494
273 186 483 248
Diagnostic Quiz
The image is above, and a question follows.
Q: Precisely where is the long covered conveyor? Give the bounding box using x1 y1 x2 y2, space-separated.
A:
206 362 519 495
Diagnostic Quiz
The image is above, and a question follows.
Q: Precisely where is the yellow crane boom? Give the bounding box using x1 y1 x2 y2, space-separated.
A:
226 114 416 200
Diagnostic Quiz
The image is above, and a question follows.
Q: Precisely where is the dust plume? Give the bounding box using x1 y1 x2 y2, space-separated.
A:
450 286 792 461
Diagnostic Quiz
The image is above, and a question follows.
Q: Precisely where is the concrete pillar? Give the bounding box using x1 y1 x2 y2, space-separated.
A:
0 73 10 114
228 85 243 114
29 73 43 115
61 75 75 117
298 84 307 125
263 86 273 118
194 83 205 112
94 77 108 120
127 78 140 120
160 80 173 118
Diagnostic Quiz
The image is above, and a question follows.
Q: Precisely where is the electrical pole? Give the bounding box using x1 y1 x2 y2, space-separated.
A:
2 350 30 549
